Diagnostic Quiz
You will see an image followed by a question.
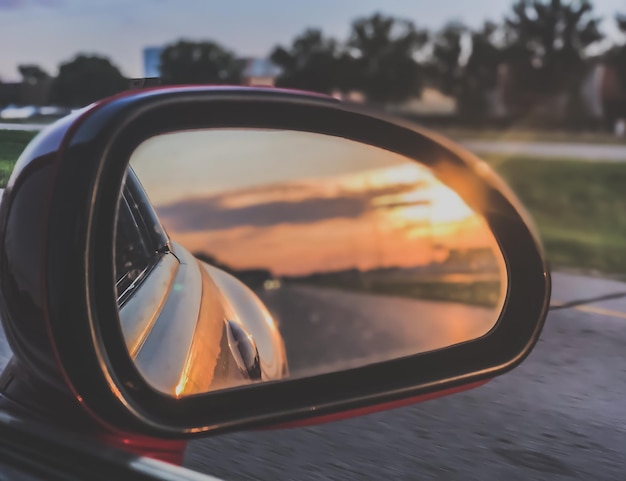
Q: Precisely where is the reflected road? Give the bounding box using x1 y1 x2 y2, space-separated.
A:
258 284 497 377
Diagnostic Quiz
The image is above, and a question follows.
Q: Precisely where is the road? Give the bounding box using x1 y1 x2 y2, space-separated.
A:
258 284 499 378
461 139 626 162
182 275 626 481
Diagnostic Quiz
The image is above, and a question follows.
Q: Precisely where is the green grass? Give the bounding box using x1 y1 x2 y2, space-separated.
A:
484 155 626 277
0 130 37 187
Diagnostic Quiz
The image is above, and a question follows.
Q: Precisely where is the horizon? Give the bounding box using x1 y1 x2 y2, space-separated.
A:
130 129 501 277
1 0 625 81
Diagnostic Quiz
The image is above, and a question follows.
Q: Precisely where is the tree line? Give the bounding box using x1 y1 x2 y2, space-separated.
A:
9 1 626 122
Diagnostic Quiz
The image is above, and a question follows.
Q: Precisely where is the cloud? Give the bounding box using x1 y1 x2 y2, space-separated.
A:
158 194 368 233
0 0 61 8
155 183 422 233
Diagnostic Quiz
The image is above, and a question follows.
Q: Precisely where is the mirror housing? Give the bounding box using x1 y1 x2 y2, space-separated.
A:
0 87 550 438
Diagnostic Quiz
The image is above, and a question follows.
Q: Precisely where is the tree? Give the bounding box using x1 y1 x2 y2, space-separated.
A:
504 0 603 95
18 65 49 85
50 55 127 107
348 13 428 104
428 22 467 97
608 14 626 84
271 29 348 94
458 22 504 117
159 40 242 85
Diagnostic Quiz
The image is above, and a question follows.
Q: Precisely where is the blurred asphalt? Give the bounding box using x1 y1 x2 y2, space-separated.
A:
183 272 626 481
461 140 626 161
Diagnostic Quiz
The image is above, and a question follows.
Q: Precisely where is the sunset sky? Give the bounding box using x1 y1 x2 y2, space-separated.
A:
1 0 624 81
129 129 503 276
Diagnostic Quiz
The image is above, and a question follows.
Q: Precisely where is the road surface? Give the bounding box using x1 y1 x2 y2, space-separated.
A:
182 274 626 481
461 139 626 161
258 284 499 378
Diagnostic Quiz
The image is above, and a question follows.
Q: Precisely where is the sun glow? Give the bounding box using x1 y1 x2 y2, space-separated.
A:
132 128 501 277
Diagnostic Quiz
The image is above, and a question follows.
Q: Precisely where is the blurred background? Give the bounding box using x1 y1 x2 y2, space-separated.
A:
1 1 626 479
2 0 626 131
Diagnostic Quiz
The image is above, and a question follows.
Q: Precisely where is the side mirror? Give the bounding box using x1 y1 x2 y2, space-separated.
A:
0 87 550 437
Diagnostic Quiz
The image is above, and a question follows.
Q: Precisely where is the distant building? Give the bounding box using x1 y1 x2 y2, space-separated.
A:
580 61 626 129
392 87 457 115
580 63 606 120
143 47 164 78
480 60 626 127
241 58 281 87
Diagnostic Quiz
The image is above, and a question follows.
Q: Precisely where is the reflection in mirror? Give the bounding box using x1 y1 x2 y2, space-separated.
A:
114 129 507 398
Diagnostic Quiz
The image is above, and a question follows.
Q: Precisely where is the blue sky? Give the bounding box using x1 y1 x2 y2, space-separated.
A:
1 0 625 81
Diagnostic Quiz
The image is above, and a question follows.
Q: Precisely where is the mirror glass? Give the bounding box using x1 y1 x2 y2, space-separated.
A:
115 129 507 397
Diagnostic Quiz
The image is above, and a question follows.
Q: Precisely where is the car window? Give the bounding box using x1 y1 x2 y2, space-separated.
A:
115 170 170 305
115 194 154 301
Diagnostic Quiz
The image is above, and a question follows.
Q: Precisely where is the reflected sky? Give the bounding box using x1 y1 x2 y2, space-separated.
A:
130 129 501 276
131 129 422 204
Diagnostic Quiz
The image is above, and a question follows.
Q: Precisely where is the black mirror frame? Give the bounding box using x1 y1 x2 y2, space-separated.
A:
39 87 550 437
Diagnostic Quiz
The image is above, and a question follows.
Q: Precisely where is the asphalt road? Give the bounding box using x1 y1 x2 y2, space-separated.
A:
258 285 498 378
183 290 626 481
461 139 626 161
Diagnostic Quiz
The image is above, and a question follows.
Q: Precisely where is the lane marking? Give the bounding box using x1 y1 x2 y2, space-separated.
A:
552 302 626 319
573 304 626 320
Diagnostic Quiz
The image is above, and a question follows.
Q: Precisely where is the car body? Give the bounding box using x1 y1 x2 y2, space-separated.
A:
116 168 288 398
